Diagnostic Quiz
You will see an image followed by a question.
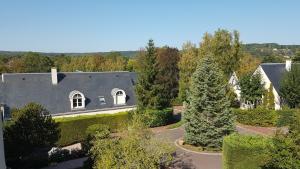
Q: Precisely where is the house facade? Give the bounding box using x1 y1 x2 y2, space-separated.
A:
0 68 137 118
230 60 292 110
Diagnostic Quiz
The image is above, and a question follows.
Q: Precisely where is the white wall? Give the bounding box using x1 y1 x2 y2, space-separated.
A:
256 66 281 110
0 118 6 169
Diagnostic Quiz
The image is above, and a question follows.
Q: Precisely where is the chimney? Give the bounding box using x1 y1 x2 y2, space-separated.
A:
285 59 292 71
51 67 58 85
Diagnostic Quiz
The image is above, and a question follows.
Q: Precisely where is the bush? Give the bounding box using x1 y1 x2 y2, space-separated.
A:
276 109 299 127
223 133 271 169
233 108 278 127
142 108 173 127
55 112 130 146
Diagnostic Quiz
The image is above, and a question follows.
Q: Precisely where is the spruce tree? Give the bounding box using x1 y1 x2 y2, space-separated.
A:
183 57 235 150
135 39 160 109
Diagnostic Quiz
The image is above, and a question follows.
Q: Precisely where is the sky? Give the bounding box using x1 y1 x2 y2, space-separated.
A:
0 0 299 53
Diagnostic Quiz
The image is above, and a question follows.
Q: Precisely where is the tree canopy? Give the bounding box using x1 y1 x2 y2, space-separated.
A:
239 73 265 108
4 103 60 169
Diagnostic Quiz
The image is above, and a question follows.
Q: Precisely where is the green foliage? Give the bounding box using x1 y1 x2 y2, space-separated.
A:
239 73 265 108
262 55 285 63
89 116 175 169
22 52 53 72
141 108 173 127
178 42 199 102
233 108 278 127
184 57 235 150
156 46 180 107
280 65 300 108
198 29 242 77
55 112 130 146
223 133 271 169
4 103 60 169
135 39 161 109
262 84 275 109
136 40 178 109
236 52 261 77
264 113 300 169
276 109 299 127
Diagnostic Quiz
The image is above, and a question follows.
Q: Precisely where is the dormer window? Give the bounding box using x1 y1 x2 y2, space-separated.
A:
69 90 85 109
111 88 126 105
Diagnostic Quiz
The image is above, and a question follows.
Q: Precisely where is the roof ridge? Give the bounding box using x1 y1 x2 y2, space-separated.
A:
2 71 132 75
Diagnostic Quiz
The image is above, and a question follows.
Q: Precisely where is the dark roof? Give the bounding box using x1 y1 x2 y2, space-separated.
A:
260 63 286 92
0 71 137 116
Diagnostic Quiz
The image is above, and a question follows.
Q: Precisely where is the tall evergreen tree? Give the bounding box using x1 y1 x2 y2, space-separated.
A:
135 39 161 109
184 57 235 150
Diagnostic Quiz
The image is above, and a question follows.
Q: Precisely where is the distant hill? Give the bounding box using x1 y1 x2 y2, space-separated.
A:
1 43 299 58
242 43 300 58
0 50 139 57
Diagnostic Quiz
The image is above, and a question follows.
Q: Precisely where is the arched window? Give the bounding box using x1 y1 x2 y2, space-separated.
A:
111 88 126 105
69 91 85 109
116 91 123 96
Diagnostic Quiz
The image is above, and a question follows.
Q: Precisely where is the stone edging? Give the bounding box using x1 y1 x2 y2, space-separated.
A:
174 139 222 156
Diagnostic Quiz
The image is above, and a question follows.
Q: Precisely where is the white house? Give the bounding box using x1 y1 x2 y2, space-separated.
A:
230 60 293 110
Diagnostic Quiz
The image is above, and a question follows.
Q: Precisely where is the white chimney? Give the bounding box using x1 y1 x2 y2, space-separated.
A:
286 60 292 71
51 68 58 85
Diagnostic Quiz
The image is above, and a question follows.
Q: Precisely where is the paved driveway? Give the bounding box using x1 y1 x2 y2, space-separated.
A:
155 127 222 169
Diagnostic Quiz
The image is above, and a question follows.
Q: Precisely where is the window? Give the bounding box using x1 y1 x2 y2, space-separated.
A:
111 88 126 105
116 91 123 96
73 94 83 108
69 90 85 109
99 96 106 105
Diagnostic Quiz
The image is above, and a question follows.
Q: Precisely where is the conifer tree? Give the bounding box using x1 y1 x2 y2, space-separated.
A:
184 57 235 150
135 39 161 109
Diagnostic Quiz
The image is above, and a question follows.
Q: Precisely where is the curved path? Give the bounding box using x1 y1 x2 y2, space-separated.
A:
154 127 222 169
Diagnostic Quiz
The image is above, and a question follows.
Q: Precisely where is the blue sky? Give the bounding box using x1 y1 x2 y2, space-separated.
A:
0 0 299 52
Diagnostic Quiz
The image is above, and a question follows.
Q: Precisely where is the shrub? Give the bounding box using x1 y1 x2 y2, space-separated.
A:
142 108 173 127
55 112 130 146
223 133 271 169
4 103 59 169
83 124 111 152
276 109 299 127
233 108 278 127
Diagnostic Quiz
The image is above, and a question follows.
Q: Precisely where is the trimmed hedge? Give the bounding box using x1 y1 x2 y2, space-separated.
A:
223 133 271 169
233 108 300 127
142 108 173 127
55 112 130 146
233 108 278 127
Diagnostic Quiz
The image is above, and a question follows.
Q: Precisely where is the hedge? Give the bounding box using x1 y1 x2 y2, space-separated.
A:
142 108 173 127
223 133 271 169
233 108 278 127
55 112 130 146
233 108 300 127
